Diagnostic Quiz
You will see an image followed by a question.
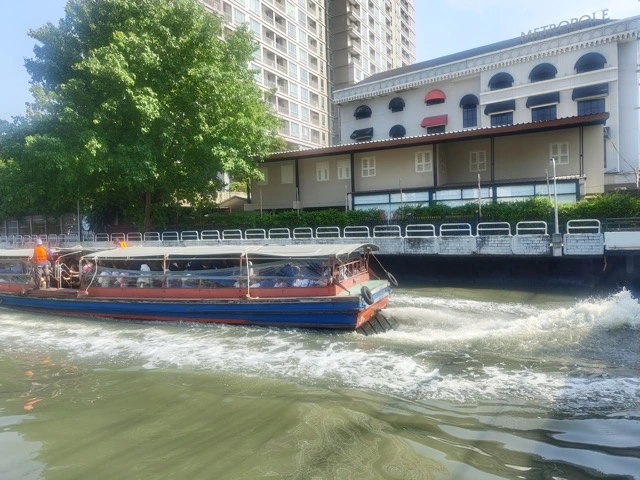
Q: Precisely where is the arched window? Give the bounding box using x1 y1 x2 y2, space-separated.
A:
459 94 479 128
424 89 446 106
488 72 514 90
389 125 406 138
388 97 405 112
354 105 372 119
529 63 557 82
575 52 607 73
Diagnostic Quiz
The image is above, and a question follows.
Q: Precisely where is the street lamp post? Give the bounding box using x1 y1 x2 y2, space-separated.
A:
550 157 559 235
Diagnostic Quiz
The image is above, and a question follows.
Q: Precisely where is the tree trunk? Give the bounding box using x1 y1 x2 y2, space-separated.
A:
144 191 151 232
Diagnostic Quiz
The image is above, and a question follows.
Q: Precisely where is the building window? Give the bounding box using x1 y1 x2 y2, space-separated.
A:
462 105 477 128
257 167 269 185
337 160 351 180
426 125 445 134
460 94 479 128
578 98 605 115
361 157 376 177
415 151 433 173
532 105 557 122
316 162 329 181
354 105 372 119
469 151 486 172
281 165 294 184
550 142 569 165
233 9 246 25
488 72 514 90
490 112 513 127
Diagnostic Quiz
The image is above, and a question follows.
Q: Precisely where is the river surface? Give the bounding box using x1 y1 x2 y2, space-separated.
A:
0 286 639 479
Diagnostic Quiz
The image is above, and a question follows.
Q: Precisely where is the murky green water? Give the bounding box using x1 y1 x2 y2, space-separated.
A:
1 287 639 479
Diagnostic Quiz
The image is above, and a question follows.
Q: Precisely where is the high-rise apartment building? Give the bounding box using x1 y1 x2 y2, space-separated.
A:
200 0 416 149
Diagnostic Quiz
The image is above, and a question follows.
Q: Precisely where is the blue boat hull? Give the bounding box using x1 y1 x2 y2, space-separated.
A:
0 289 390 330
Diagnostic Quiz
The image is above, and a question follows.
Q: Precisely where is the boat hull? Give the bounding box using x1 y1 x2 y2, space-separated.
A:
0 287 390 330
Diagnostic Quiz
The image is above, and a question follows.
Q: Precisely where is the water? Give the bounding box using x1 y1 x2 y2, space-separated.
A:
1 287 639 479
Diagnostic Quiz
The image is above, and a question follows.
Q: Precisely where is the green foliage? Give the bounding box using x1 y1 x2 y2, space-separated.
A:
0 0 284 229
558 191 640 220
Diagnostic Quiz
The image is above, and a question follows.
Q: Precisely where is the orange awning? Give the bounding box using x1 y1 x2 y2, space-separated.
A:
424 89 446 103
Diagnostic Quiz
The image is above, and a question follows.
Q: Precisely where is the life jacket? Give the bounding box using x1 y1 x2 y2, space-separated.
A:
119 241 128 247
34 245 49 264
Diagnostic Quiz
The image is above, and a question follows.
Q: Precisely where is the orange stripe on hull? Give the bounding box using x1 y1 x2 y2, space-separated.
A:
356 296 389 328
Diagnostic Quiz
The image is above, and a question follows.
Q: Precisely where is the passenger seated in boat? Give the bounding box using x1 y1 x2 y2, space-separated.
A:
82 260 93 275
98 269 112 287
137 264 152 288
273 278 286 288
115 271 129 288
293 275 310 287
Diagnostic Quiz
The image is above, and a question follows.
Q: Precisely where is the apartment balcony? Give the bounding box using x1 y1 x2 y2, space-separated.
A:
273 0 285 13
275 41 287 54
274 20 286 34
276 82 288 95
276 62 287 74
262 9 274 26
263 36 275 47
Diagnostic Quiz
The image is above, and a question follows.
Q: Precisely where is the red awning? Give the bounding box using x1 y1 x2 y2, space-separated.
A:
424 89 446 103
420 114 448 128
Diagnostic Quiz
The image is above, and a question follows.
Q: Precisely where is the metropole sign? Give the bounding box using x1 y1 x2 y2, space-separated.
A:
521 9 610 42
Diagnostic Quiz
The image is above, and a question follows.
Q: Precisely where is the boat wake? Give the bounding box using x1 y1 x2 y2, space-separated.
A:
1 288 639 414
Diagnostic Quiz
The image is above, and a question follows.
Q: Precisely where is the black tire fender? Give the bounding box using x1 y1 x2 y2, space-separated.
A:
387 273 398 287
361 286 374 305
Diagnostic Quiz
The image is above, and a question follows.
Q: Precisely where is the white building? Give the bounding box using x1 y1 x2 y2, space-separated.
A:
248 13 639 215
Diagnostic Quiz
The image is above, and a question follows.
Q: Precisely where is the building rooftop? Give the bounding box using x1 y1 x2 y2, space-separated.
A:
350 17 613 89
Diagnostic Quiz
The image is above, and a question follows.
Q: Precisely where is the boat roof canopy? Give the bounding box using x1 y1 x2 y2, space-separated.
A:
0 248 35 259
83 243 378 262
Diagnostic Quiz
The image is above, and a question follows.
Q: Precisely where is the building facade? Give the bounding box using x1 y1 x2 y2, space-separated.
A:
248 14 639 216
200 0 415 150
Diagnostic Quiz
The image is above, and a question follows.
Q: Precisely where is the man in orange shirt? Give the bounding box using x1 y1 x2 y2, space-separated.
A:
33 238 52 289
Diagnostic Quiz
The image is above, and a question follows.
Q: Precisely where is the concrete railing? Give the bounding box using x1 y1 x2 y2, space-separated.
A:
0 220 630 257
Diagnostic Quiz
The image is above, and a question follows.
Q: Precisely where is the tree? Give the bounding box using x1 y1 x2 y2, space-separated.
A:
0 0 283 231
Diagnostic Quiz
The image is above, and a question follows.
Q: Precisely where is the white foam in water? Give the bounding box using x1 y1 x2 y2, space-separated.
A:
0 288 639 412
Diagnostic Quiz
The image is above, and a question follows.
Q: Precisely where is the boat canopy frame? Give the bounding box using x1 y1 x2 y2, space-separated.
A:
81 243 379 263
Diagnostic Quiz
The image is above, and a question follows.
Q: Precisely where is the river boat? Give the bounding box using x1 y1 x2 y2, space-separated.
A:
0 243 396 334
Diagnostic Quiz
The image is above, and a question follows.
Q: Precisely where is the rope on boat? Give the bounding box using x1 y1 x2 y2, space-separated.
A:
370 252 398 286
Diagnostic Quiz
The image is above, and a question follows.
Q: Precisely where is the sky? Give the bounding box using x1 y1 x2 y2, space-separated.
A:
0 0 638 121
